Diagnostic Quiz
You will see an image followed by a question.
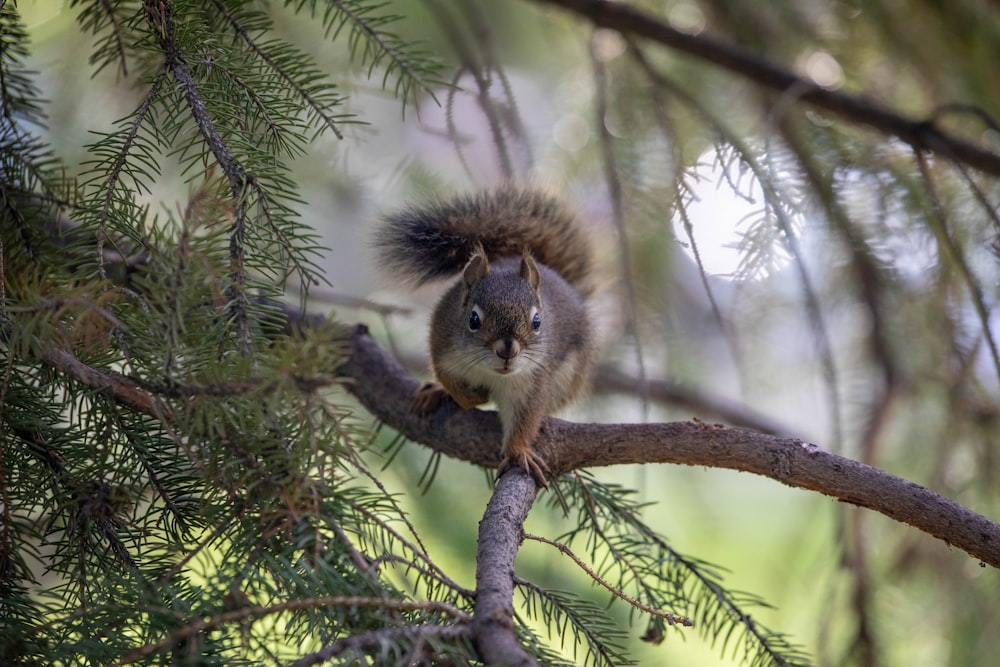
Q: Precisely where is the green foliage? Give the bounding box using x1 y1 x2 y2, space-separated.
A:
0 5 71 268
0 6 45 127
286 0 444 107
1 4 797 658
517 580 634 667
539 473 813 667
3 0 999 665
0 1 458 665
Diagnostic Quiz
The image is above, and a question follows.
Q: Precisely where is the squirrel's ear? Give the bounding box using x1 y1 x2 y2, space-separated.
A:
520 254 541 291
463 251 489 286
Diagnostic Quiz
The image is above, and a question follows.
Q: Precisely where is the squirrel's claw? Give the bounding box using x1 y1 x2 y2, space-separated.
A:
411 382 448 416
498 450 549 487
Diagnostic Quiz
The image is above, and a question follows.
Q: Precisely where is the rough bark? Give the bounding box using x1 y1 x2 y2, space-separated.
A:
25 311 1000 665
472 468 540 667
340 324 1000 569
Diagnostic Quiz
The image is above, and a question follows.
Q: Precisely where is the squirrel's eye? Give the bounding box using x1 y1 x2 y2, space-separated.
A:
531 310 541 332
469 307 482 331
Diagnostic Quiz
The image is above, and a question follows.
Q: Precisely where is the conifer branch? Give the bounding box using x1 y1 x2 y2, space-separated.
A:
73 0 129 76
5 297 128 331
114 596 470 666
564 472 694 639
207 0 345 140
372 554 476 600
148 3 247 199
145 0 252 352
525 532 693 625
512 575 631 666
344 493 471 598
32 336 166 420
914 150 1000 382
94 67 165 282
109 404 192 537
339 324 1000 569
472 467 540 667
289 623 471 667
667 537 806 664
325 0 441 106
531 0 1000 176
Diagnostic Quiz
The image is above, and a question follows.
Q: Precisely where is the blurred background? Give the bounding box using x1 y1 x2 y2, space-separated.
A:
19 0 1000 664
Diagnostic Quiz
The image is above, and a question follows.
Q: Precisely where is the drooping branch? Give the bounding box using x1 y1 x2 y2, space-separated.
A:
530 0 1000 176
207 0 346 140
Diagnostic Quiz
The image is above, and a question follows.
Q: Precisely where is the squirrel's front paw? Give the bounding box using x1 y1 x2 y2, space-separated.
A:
498 450 549 487
411 382 449 416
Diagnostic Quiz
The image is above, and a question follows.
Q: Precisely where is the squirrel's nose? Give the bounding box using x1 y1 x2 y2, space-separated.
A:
493 338 521 360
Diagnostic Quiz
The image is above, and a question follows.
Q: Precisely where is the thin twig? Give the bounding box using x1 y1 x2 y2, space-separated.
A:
589 31 649 418
424 0 516 178
532 0 1000 176
208 0 344 139
524 532 693 625
914 150 1000 384
114 596 470 665
289 623 470 667
146 0 252 352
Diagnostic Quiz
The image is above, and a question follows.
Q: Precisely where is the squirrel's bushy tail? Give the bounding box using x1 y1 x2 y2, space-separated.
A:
375 185 593 296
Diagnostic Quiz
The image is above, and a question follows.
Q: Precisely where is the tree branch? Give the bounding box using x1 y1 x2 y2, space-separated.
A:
340 324 1000 569
289 624 470 667
530 0 1000 176
146 0 253 352
591 366 794 436
472 467 540 667
115 596 469 666
21 304 1000 558
23 311 1000 662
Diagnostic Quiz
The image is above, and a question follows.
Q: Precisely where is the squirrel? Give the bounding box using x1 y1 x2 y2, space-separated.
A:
375 185 596 485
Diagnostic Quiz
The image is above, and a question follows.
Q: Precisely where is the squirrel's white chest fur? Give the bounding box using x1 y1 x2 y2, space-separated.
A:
437 346 546 441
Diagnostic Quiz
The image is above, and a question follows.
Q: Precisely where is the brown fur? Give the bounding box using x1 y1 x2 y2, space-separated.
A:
376 186 596 485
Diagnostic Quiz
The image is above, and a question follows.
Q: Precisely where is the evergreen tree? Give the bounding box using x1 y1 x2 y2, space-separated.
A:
1 1 998 665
